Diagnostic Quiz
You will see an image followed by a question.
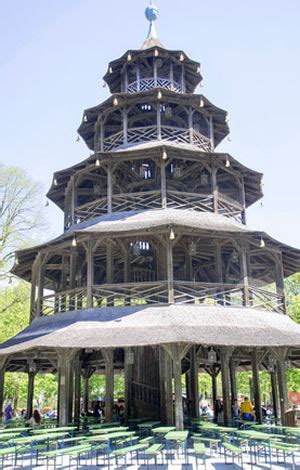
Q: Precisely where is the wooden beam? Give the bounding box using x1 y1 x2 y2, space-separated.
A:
102 349 114 422
251 350 262 423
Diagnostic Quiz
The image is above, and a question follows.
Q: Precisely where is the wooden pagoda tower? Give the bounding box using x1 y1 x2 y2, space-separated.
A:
0 2 300 429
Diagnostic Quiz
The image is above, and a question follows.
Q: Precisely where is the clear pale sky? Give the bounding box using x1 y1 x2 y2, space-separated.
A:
1 0 299 247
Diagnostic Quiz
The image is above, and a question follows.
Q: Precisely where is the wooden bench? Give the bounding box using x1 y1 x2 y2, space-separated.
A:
223 442 243 466
112 443 148 467
270 442 298 470
193 435 221 455
143 443 164 468
194 442 207 469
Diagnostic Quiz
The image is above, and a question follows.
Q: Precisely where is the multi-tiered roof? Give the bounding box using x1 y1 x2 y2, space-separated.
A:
1 2 300 384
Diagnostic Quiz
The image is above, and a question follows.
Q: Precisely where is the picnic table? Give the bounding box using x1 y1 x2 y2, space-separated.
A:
7 431 70 446
152 426 176 435
32 426 77 434
90 426 128 434
165 431 189 442
137 421 161 430
88 431 136 443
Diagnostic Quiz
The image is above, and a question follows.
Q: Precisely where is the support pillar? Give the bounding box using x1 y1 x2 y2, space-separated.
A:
160 162 167 209
211 369 218 423
163 344 189 430
107 165 113 213
270 368 279 422
190 346 199 418
211 166 218 213
86 241 94 308
229 358 237 400
219 348 233 426
74 355 81 425
57 349 76 426
241 243 250 307
26 371 35 419
166 240 174 303
124 348 133 422
102 349 114 422
0 357 7 420
83 372 90 415
251 350 262 423
275 349 289 425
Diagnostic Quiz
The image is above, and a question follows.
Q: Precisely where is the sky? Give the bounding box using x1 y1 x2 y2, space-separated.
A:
0 0 300 247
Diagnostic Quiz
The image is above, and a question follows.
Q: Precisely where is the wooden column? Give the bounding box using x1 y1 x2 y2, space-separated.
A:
0 371 4 419
160 162 167 209
83 371 91 415
74 355 81 425
219 348 232 426
209 115 215 151
157 104 161 140
57 349 76 426
275 254 286 314
123 108 128 145
136 60 141 91
107 165 113 213
270 368 279 422
36 255 45 317
69 250 77 311
106 243 113 284
229 358 237 400
102 349 114 422
153 59 158 87
188 107 193 143
164 344 188 430
251 350 262 423
170 62 174 88
30 258 38 321
166 240 174 303
211 369 218 423
275 348 289 424
241 244 250 307
86 241 94 308
181 63 185 92
26 371 35 419
190 346 199 417
124 348 133 422
240 177 247 224
211 166 218 213
159 348 174 425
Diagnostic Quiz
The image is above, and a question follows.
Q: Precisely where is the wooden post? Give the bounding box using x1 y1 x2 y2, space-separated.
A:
188 107 193 143
107 165 113 214
240 177 247 224
270 368 279 422
0 358 7 419
275 254 286 314
26 371 35 419
124 348 133 422
83 372 90 415
160 162 167 209
69 250 77 311
229 358 237 400
36 256 45 317
106 243 113 284
170 61 174 88
157 104 161 140
190 346 199 417
86 241 94 308
74 355 81 425
136 60 141 91
211 166 218 213
153 59 158 87
166 240 174 303
159 347 167 423
211 369 218 423
219 348 233 426
100 120 104 152
163 344 189 430
102 349 114 422
241 244 250 307
57 349 76 426
123 108 128 145
30 259 38 321
209 115 215 151
181 63 185 92
251 350 262 423
275 348 289 425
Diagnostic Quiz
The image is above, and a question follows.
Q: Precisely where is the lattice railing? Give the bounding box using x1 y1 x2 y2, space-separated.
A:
127 77 183 94
72 191 243 225
40 282 285 316
91 282 168 307
102 125 212 153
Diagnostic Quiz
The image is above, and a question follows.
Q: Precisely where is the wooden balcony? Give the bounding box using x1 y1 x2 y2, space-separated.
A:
70 191 243 227
102 125 212 152
127 77 183 94
38 281 285 317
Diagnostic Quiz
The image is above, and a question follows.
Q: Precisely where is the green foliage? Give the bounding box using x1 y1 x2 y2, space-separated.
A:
89 374 125 400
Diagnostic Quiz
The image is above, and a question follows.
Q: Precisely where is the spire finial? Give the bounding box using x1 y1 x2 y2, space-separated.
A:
141 1 164 49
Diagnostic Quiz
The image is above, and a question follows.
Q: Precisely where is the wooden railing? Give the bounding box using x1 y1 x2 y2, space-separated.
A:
38 281 285 317
71 191 243 226
127 77 183 94
102 125 212 153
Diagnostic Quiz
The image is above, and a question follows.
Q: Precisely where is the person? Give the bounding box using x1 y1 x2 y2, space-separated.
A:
27 409 41 428
240 396 254 421
232 399 240 425
4 400 12 422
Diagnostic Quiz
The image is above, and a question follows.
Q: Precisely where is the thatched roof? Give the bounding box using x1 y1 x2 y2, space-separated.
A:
0 305 299 357
46 145 263 210
11 209 300 281
103 46 202 94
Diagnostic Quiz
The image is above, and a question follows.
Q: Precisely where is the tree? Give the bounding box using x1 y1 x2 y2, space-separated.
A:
0 163 44 281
